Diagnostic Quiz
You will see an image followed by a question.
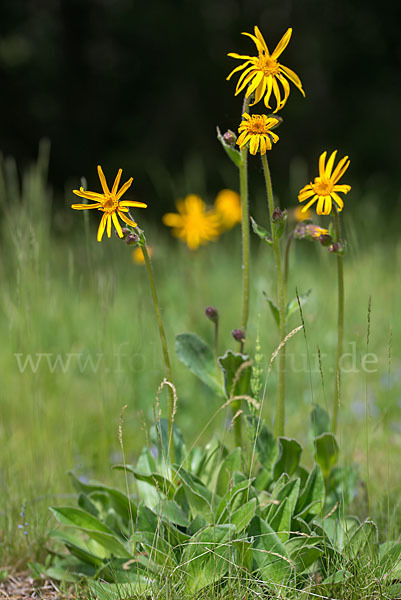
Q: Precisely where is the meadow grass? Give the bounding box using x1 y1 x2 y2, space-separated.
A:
1 150 401 597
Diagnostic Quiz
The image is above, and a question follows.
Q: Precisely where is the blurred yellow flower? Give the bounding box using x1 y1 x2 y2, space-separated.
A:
162 194 221 250
310 225 329 239
237 113 280 155
227 26 305 112
298 151 351 216
293 206 312 221
72 165 147 242
132 246 152 264
215 189 242 230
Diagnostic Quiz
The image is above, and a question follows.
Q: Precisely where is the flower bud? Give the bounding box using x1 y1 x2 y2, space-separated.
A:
272 207 283 223
205 306 218 323
232 329 245 343
223 130 237 147
116 227 131 240
126 233 139 246
319 234 332 247
328 241 346 255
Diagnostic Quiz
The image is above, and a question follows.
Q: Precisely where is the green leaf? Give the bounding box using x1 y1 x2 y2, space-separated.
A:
154 499 189 527
326 465 358 508
215 447 242 496
250 516 293 584
315 516 360 552
286 543 323 573
267 478 300 541
286 289 311 321
346 520 378 559
69 472 137 524
176 333 222 395
295 465 325 520
230 498 257 532
251 217 272 245
183 524 235 593
113 465 176 499
216 478 255 522
216 126 242 168
150 419 186 467
263 293 280 327
233 539 253 571
173 466 216 521
314 433 339 477
88 580 152 600
218 350 252 398
319 568 353 586
380 542 401 579
273 438 303 479
50 529 105 565
131 531 176 567
310 404 331 437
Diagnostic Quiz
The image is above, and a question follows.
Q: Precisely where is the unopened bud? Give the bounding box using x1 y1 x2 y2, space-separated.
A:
223 130 237 147
126 233 139 246
328 241 345 255
232 329 245 343
116 227 131 240
205 306 218 323
272 207 283 223
319 234 332 247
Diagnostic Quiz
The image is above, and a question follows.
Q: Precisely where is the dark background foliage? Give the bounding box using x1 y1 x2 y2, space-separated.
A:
0 0 400 212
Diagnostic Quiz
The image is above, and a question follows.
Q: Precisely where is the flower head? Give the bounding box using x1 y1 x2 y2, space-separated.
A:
237 113 280 155
214 189 242 230
162 194 221 250
298 151 351 216
72 165 147 242
227 26 305 112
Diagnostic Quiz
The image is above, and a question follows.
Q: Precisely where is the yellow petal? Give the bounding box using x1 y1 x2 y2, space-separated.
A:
115 177 133 201
254 26 269 54
73 189 105 201
97 213 107 242
301 195 319 211
333 184 351 194
226 60 252 81
263 76 273 108
162 213 183 227
97 165 111 196
111 169 122 195
71 203 102 210
331 158 350 184
272 77 283 112
112 211 124 237
331 192 344 211
119 200 147 208
271 28 292 60
279 64 305 95
106 214 112 238
318 152 327 178
245 70 264 97
117 210 137 227
325 150 338 178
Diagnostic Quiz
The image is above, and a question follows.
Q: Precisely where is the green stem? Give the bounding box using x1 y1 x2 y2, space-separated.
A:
261 154 286 437
331 209 344 434
234 95 251 448
239 96 250 341
141 239 175 463
284 230 294 300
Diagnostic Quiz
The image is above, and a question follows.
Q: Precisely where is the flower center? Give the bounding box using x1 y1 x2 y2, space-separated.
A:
312 178 334 196
247 118 267 135
258 52 280 76
103 196 119 212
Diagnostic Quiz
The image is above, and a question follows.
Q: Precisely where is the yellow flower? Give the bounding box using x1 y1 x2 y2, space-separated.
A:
215 189 242 230
132 246 152 264
237 113 280 155
309 225 329 239
72 165 147 242
227 26 305 112
162 194 221 250
293 206 312 221
298 151 351 216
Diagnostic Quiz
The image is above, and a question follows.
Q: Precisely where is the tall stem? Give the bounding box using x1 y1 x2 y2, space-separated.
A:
234 95 251 448
239 96 250 341
261 154 287 437
141 240 175 463
332 209 344 434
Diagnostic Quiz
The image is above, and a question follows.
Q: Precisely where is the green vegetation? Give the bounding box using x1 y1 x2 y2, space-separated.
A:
1 148 401 599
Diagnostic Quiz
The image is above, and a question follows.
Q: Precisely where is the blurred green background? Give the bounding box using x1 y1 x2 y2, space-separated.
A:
1 0 400 213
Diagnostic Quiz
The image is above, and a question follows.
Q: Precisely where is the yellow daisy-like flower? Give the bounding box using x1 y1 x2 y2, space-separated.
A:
72 165 147 242
298 151 351 216
132 246 152 264
214 189 242 230
237 113 280 155
162 194 221 250
293 206 312 222
227 26 305 112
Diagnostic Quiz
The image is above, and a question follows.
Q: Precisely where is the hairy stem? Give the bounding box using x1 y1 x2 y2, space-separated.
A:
261 154 287 437
332 209 344 434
